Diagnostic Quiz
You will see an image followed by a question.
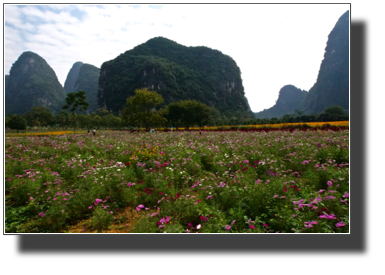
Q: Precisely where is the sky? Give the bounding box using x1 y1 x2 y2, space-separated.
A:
4 4 349 113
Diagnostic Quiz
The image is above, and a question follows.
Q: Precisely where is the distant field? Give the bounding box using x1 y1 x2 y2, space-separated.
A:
5 121 349 137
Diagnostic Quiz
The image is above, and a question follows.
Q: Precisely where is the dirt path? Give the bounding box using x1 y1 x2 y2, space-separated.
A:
63 205 142 233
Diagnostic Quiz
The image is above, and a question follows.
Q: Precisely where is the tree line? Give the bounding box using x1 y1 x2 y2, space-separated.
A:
5 89 349 132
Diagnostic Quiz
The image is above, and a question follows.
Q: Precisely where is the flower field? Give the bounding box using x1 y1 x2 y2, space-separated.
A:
5 128 349 233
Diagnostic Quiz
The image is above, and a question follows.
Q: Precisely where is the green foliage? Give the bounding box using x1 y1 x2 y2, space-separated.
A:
8 114 27 131
121 88 166 131
98 37 251 119
91 207 114 231
23 106 54 127
323 105 346 116
165 100 212 129
64 62 83 94
5 51 67 115
63 90 89 113
55 110 70 128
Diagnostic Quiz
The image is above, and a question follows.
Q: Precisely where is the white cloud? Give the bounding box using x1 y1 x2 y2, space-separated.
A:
4 4 350 113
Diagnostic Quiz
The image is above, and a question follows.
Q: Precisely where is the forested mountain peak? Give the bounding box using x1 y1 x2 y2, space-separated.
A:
5 51 66 115
64 61 84 94
98 37 252 119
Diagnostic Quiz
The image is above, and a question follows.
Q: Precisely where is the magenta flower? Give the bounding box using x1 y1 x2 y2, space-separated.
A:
231 220 236 225
336 222 345 227
249 225 255 229
262 223 268 227
327 181 333 187
225 225 231 231
88 206 92 209
38 212 45 217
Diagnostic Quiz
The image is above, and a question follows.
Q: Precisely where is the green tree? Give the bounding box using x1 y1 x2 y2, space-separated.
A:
8 114 27 133
5 114 12 128
322 105 348 121
102 113 116 130
269 117 280 124
230 116 238 125
63 90 89 132
23 107 54 127
78 114 93 131
165 101 185 130
55 110 69 129
187 100 212 130
121 88 166 131
69 112 78 130
281 114 294 123
93 115 102 129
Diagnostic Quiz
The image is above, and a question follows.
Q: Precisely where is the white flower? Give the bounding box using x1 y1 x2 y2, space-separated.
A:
117 169 121 171
197 224 201 229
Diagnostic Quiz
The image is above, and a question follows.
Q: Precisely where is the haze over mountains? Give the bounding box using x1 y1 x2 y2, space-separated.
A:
5 10 349 119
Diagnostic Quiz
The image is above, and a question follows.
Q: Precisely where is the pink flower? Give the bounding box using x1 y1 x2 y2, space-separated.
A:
225 225 231 231
262 223 268 227
249 225 255 229
327 181 333 187
336 222 345 227
110 211 113 214
38 212 45 217
231 220 236 225
88 206 92 209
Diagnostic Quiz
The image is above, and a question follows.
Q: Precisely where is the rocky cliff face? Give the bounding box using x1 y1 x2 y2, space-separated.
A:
299 10 349 114
254 10 349 118
255 85 308 118
74 63 100 113
5 74 10 102
98 37 252 118
64 61 83 94
5 51 66 115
